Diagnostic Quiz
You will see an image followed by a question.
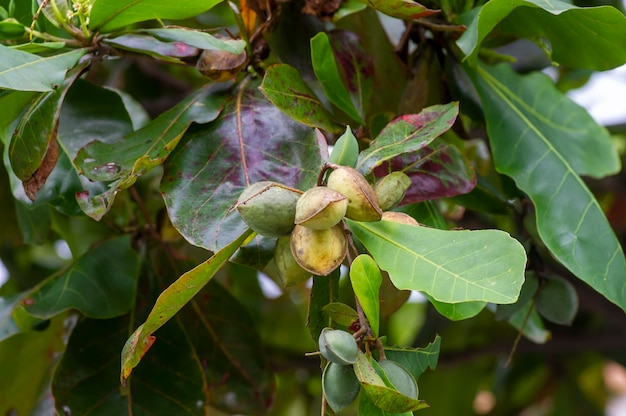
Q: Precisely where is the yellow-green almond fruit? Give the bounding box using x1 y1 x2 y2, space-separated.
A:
295 186 348 230
381 211 419 226
375 171 412 211
236 181 302 238
378 359 419 399
326 166 382 222
290 224 347 276
274 236 311 286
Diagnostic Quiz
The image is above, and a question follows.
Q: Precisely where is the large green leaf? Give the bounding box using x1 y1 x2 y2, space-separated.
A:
55 280 273 415
161 81 323 252
74 84 228 220
89 0 222 32
457 0 626 70
0 45 85 92
121 228 253 384
347 219 526 304
21 236 140 319
259 63 341 132
52 316 208 415
357 103 459 174
466 63 626 312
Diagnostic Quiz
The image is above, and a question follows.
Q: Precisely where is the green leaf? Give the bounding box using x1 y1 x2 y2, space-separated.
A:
329 126 359 167
506 301 550 343
260 64 341 132
74 84 228 220
350 254 382 336
120 228 253 384
424 294 486 320
52 316 207 415
0 315 66 415
89 0 222 32
10 41 67 53
103 34 200 63
384 335 441 380
161 82 323 252
466 63 626 312
356 103 459 175
355 0 438 20
457 0 626 70
346 219 526 304
22 235 140 319
9 60 88 200
353 350 429 413
0 293 25 341
311 32 365 124
308 269 340 344
322 302 359 326
0 45 85 91
535 275 578 325
138 28 245 54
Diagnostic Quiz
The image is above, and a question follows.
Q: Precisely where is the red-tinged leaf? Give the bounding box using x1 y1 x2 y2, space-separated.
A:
327 29 375 120
121 228 253 384
357 103 459 174
161 80 324 252
356 0 439 20
104 34 200 64
374 143 476 204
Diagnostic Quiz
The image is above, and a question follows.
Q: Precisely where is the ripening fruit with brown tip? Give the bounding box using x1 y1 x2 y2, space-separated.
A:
290 224 347 276
326 166 382 222
294 186 348 230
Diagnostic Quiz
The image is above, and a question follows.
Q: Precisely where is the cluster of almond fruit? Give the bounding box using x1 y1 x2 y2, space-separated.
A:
319 327 420 412
236 164 413 285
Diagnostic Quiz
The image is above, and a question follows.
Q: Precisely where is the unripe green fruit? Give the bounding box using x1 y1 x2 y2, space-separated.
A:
295 186 348 230
322 362 360 413
318 327 358 365
375 171 411 211
378 359 419 399
326 166 382 222
290 224 347 276
236 181 302 238
274 236 311 286
381 211 419 226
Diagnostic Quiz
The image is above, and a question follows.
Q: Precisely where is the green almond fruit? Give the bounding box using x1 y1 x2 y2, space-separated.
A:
318 327 359 365
378 359 419 399
295 186 348 230
236 181 302 238
375 171 411 211
322 362 360 413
